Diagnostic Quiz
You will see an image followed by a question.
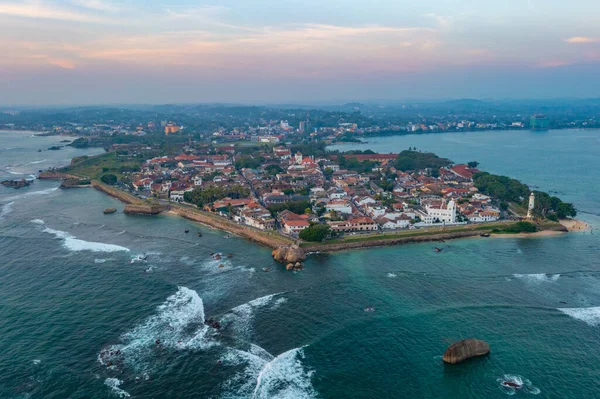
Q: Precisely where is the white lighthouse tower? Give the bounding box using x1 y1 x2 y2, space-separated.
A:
526 192 535 220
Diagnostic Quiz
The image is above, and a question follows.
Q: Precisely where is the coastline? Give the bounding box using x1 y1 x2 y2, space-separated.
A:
560 218 591 232
83 181 578 254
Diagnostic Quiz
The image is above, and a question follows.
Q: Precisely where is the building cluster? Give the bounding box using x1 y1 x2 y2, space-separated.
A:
125 143 502 239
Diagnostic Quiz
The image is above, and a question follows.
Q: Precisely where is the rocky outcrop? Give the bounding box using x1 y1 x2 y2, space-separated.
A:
272 245 306 264
124 204 164 215
104 208 117 214
1 179 32 189
443 339 490 364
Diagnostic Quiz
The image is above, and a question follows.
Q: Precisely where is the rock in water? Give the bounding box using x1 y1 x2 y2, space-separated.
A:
443 339 490 364
103 208 117 214
272 245 306 264
286 263 294 271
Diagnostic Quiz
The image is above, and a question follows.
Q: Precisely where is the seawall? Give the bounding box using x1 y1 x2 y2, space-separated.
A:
91 181 140 205
38 171 81 180
170 206 293 249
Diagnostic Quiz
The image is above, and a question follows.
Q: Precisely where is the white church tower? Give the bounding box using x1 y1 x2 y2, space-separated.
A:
526 192 535 220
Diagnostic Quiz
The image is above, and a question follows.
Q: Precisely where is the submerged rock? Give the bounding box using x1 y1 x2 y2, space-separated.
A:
443 339 490 364
103 208 117 214
272 245 306 264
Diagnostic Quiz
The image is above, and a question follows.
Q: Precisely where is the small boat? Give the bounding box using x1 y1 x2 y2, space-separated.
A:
480 233 491 238
434 247 443 253
184 229 189 233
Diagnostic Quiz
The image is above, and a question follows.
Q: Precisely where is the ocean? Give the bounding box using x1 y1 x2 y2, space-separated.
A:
1 129 600 398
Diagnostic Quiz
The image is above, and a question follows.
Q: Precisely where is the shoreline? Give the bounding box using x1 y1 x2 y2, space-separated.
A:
77 178 581 255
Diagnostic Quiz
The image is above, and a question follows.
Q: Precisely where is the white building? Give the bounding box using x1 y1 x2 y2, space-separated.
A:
425 199 456 224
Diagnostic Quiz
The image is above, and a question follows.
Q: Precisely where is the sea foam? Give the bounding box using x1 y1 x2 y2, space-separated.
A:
222 345 316 399
4 187 58 202
223 293 285 340
558 306 600 327
33 220 130 253
0 201 14 219
513 273 560 283
104 378 130 398
99 287 214 373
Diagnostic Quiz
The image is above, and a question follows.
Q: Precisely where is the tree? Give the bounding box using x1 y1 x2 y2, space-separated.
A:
556 202 577 218
101 173 117 185
299 224 331 242
467 161 480 168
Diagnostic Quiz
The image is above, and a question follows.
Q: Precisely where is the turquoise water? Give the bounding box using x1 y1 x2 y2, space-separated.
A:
2 130 600 398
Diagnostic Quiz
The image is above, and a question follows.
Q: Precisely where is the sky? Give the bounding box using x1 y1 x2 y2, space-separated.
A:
1 0 600 105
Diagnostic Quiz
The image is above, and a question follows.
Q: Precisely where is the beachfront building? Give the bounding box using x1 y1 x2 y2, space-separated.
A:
328 216 378 233
279 211 310 235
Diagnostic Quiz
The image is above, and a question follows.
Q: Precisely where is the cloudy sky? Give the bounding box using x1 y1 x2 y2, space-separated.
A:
1 0 600 105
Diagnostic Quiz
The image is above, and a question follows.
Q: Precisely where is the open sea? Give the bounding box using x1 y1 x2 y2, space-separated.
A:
2 129 600 398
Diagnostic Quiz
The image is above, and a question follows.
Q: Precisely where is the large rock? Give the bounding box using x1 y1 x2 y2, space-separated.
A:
272 245 306 264
443 339 490 364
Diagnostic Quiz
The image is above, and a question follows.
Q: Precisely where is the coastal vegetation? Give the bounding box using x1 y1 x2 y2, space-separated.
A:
394 150 452 171
267 200 311 217
183 185 250 207
299 224 331 242
473 172 576 219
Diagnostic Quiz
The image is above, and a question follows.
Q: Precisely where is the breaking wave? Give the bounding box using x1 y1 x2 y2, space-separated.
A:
32 219 130 253
222 293 286 340
513 273 560 283
558 306 600 327
98 287 215 373
4 187 58 202
0 201 14 219
27 159 47 165
222 345 315 399
387 273 397 278
104 378 131 398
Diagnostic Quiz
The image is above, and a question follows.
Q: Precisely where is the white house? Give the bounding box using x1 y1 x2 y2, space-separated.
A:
325 199 353 215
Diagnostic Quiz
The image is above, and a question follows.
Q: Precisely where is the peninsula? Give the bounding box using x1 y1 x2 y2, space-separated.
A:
43 138 580 263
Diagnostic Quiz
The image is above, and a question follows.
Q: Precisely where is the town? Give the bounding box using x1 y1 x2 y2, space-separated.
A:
116 142 510 242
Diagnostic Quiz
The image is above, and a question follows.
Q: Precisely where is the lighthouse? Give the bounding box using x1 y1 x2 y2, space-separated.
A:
526 192 535 220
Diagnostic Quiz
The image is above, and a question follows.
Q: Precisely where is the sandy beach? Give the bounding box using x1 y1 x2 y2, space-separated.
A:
560 218 592 232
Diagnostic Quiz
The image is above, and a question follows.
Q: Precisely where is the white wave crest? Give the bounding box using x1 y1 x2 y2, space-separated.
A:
513 273 560 283
4 187 58 202
253 346 316 399
95 258 113 264
99 287 215 373
223 293 285 340
387 273 397 278
32 219 130 252
558 306 600 327
0 201 14 218
28 159 47 165
104 378 130 398
222 345 315 399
